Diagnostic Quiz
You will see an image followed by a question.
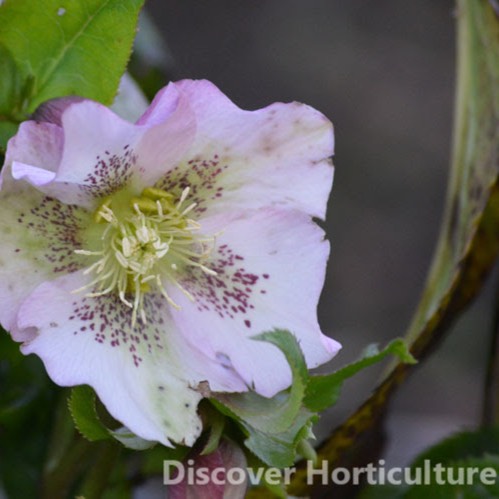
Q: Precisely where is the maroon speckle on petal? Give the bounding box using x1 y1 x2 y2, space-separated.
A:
68 294 168 368
80 145 136 198
181 244 269 330
17 196 85 274
155 154 228 214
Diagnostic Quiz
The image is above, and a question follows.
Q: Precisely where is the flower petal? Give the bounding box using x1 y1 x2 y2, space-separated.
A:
4 87 196 207
17 271 247 445
132 83 197 188
0 121 63 190
154 79 333 220
2 103 141 207
52 100 144 202
0 183 89 338
11 161 56 185
170 208 341 397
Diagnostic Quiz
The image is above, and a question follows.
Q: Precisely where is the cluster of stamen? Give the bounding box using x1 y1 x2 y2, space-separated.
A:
75 186 216 325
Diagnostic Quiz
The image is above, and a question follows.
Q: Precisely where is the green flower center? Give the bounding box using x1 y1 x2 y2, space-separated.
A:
75 186 216 325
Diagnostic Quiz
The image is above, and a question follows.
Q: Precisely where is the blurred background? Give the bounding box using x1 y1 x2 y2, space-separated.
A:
142 0 496 470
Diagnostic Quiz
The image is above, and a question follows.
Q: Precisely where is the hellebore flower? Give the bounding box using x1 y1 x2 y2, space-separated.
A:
0 80 341 446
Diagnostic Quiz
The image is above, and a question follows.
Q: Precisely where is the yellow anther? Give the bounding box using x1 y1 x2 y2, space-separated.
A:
130 190 177 215
142 187 175 201
158 198 177 213
130 197 159 214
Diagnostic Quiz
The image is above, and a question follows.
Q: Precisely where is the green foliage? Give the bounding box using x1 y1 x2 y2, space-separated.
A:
69 385 157 451
214 330 308 435
109 427 155 451
361 427 499 499
212 330 312 467
68 385 112 442
304 339 416 413
213 330 413 469
243 410 317 468
0 0 144 150
198 401 226 456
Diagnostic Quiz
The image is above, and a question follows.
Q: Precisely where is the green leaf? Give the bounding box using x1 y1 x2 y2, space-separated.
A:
68 385 111 442
199 402 226 456
0 0 144 117
0 43 20 117
361 428 499 499
211 330 315 468
243 410 317 468
213 330 308 434
304 339 416 412
411 427 499 468
0 121 18 152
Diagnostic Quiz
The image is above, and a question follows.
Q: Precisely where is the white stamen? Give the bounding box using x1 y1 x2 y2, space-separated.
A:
177 187 190 208
74 185 217 325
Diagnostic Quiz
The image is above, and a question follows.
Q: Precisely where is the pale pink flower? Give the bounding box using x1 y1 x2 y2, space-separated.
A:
0 80 341 445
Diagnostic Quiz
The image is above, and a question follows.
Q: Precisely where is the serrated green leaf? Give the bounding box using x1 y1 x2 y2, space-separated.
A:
213 329 308 435
0 0 144 117
211 330 315 468
68 385 110 442
243 410 317 468
304 339 416 412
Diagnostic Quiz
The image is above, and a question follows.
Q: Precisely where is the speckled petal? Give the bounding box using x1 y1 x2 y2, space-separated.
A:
153 79 333 221
16 271 247 445
1 103 141 208
50 100 145 204
169 208 341 397
0 182 90 339
5 89 196 207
